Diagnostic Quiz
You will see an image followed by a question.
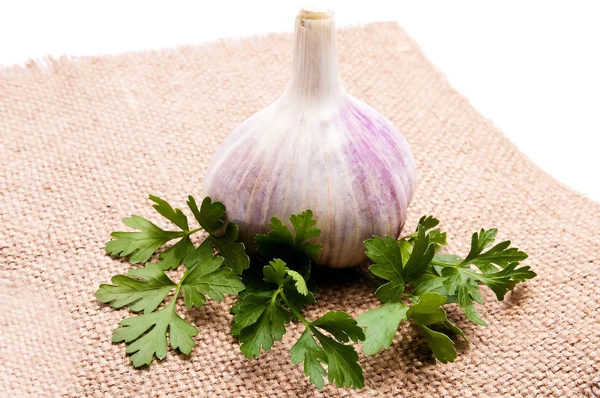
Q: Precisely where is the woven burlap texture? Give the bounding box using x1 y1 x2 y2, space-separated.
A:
1 22 599 397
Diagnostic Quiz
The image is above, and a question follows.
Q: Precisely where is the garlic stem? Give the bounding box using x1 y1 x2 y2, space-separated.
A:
283 8 345 105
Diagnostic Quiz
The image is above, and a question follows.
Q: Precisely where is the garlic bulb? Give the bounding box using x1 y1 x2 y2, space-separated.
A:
203 8 416 268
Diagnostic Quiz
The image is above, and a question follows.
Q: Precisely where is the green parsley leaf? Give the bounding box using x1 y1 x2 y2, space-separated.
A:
263 258 288 286
440 267 488 326
419 325 456 363
187 196 225 234
465 228 498 260
292 312 364 389
181 254 244 308
407 292 463 363
358 292 463 362
413 277 458 303
105 195 197 268
203 223 249 275
289 210 322 258
187 196 249 274
365 228 434 302
364 236 405 302
402 226 435 282
149 194 190 231
463 229 528 267
414 224 534 326
96 262 176 314
427 262 535 326
311 312 364 343
286 270 309 296
112 302 198 368
405 215 447 250
311 326 364 388
106 214 187 265
356 303 408 355
415 215 440 231
233 257 364 389
106 195 248 273
256 210 323 261
233 291 290 358
457 262 536 301
407 292 448 326
98 247 243 366
155 237 196 270
431 253 463 269
290 328 328 389
231 259 295 357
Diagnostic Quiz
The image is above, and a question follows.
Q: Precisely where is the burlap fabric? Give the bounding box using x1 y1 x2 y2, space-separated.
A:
1 22 599 397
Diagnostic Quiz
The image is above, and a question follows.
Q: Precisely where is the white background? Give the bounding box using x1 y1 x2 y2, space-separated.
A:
2 0 599 202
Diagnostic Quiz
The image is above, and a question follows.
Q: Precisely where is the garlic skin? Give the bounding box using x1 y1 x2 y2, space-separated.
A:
203 9 416 268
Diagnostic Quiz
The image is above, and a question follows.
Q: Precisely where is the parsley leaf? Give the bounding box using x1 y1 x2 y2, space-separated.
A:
251 211 321 310
255 210 323 265
155 238 196 271
286 270 309 296
289 210 322 258
365 226 434 302
262 258 289 285
231 259 294 357
290 328 327 388
112 302 198 368
407 293 463 363
187 196 225 233
105 195 200 268
233 258 364 389
150 195 190 230
358 292 463 362
181 254 244 308
468 262 536 300
464 229 528 266
423 227 535 325
418 325 456 363
96 262 176 314
106 213 188 265
407 292 448 325
362 217 535 364
105 195 248 273
356 303 408 355
234 291 290 357
290 312 364 389
311 312 364 343
406 215 447 250
309 324 363 389
364 236 405 302
435 261 536 327
187 196 250 274
402 226 436 282
97 243 243 366
201 223 249 275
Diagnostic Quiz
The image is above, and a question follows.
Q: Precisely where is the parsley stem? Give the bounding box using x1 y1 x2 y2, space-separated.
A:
186 227 203 235
279 289 311 328
178 258 199 286
170 285 182 308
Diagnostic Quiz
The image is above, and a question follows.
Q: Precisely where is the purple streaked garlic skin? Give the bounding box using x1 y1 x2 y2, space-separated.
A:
203 9 416 268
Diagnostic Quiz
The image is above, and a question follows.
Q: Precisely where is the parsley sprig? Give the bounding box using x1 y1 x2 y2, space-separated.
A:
97 195 247 366
97 196 536 389
232 259 364 389
105 195 249 273
358 216 536 361
232 211 364 389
